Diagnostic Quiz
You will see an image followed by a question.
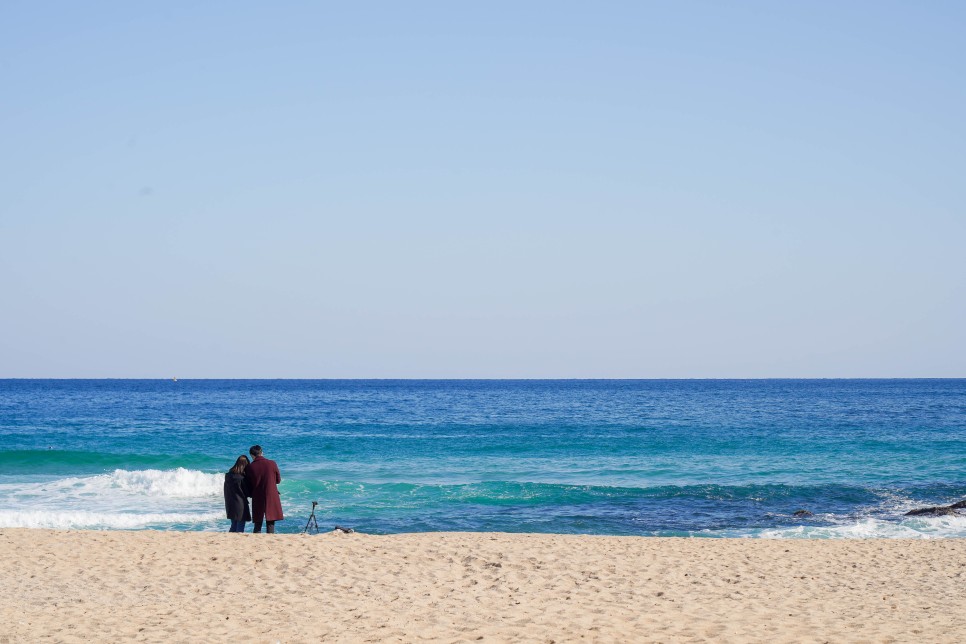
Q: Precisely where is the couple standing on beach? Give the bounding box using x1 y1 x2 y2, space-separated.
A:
224 445 284 533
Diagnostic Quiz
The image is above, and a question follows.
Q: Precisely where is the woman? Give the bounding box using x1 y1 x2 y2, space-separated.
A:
224 455 252 532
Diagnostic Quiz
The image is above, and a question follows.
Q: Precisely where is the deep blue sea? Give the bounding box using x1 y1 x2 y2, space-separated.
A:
1 379 965 538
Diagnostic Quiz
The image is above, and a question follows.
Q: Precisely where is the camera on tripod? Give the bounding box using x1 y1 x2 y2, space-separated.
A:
302 500 320 534
302 500 355 535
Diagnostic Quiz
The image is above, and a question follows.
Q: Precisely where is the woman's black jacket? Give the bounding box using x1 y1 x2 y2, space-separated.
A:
224 472 252 521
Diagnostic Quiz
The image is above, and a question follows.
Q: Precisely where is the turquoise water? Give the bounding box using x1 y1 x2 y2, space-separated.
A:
1 379 964 537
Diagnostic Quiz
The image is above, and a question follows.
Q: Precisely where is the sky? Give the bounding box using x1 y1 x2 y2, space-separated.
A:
1 1 964 378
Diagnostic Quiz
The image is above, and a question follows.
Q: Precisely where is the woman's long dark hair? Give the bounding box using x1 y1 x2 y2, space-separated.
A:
229 455 250 475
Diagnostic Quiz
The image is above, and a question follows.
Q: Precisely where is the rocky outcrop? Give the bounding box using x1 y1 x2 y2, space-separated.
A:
904 500 966 517
792 509 813 518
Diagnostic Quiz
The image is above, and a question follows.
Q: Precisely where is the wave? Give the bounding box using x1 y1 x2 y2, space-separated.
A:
0 468 224 527
0 467 224 531
0 468 226 530
7 467 224 499
0 509 223 530
753 514 966 539
106 468 223 497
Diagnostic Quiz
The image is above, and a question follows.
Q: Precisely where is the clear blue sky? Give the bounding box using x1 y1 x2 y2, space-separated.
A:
1 1 964 378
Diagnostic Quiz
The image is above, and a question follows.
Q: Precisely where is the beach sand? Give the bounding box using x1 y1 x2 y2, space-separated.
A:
1 529 963 643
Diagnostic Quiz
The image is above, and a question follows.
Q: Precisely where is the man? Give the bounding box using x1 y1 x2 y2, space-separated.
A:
244 444 284 533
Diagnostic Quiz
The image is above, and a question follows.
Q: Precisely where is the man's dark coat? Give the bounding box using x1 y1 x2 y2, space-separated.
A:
245 455 284 522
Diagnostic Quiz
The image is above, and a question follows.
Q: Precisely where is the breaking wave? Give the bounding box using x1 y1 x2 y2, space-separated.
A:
105 468 223 497
0 468 224 530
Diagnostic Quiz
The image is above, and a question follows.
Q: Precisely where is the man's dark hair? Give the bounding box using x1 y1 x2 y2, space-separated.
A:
249 445 263 457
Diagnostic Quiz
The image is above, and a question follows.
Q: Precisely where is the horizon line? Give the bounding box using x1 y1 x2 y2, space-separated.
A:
1 377 964 381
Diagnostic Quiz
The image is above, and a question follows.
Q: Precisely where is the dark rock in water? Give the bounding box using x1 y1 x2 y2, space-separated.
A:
904 499 966 516
792 509 813 518
904 506 958 517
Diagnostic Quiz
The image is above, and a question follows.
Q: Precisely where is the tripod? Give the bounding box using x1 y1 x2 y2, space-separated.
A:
302 501 320 534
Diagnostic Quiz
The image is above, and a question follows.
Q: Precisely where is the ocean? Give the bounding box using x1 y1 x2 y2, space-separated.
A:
1 379 964 538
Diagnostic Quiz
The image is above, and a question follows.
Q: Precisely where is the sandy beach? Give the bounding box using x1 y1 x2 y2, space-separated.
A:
1 529 963 642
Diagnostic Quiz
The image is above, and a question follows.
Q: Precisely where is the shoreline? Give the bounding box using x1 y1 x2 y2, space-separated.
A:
2 529 964 642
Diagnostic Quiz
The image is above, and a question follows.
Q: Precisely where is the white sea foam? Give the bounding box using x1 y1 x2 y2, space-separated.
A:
106 468 222 497
0 509 223 530
756 514 966 539
1 468 222 500
0 468 225 530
